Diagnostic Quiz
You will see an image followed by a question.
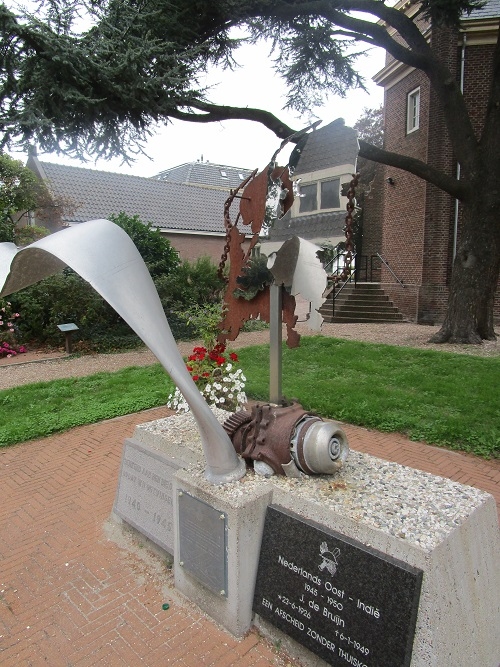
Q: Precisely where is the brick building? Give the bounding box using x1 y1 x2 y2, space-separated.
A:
363 0 500 323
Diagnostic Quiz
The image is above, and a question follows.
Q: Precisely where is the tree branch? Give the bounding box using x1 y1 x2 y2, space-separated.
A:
255 0 433 70
171 101 298 139
250 1 480 169
358 140 471 201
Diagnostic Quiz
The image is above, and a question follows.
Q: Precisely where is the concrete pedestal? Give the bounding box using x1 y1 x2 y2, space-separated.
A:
113 415 500 665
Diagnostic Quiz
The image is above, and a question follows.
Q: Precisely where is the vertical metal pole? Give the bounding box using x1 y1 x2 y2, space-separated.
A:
269 283 282 404
64 332 72 354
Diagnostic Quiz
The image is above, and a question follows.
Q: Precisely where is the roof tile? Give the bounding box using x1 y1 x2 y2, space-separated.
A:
30 160 243 234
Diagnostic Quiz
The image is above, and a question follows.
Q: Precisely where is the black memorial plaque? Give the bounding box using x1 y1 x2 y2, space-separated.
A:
253 506 422 667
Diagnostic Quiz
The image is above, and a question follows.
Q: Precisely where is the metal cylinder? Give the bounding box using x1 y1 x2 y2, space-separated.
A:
291 418 349 475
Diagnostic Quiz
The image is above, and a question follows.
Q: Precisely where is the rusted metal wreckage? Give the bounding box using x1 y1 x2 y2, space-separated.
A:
217 144 359 350
217 126 358 477
217 162 300 347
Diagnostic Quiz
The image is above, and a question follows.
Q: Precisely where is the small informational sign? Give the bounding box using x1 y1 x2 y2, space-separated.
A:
178 491 227 597
253 505 422 667
56 323 79 332
114 439 180 554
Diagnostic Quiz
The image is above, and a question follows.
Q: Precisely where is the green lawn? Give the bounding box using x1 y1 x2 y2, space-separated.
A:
1 336 498 458
0 365 175 447
238 337 499 458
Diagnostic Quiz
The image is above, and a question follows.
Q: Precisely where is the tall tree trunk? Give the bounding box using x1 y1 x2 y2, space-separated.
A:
431 198 500 343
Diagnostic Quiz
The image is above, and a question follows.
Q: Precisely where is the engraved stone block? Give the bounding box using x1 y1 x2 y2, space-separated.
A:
114 438 180 553
254 505 423 667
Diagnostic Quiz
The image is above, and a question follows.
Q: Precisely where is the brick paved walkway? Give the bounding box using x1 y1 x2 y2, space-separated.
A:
1 408 499 666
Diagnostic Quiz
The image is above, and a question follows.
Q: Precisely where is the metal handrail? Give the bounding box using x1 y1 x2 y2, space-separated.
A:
326 253 357 318
323 249 347 275
376 253 405 288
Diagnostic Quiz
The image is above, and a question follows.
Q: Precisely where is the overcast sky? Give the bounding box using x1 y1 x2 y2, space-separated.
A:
9 38 385 177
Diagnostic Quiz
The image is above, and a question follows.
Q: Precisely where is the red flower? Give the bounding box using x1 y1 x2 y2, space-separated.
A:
186 365 193 372
202 372 210 377
229 352 238 361
192 375 200 381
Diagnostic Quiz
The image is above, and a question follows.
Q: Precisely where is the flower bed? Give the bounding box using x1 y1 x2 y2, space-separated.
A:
0 301 26 358
168 343 247 413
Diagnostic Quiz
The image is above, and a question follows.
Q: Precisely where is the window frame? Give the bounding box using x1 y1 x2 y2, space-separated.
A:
298 178 341 215
320 178 340 210
406 87 420 134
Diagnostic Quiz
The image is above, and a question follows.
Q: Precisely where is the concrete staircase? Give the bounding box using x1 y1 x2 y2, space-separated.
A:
319 282 404 323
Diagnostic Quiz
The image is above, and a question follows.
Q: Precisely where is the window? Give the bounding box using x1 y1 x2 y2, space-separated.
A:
407 87 420 134
298 179 340 214
320 179 340 209
299 183 317 213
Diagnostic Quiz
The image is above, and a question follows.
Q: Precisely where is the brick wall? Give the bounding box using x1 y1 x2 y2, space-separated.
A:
462 44 496 138
372 26 500 323
358 164 384 281
161 232 251 266
380 68 429 297
160 233 227 263
416 28 459 322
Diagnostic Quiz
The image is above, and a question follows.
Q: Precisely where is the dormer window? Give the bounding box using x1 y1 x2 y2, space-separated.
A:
407 87 420 134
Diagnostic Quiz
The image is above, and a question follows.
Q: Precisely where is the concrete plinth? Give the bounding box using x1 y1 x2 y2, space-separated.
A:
114 415 500 665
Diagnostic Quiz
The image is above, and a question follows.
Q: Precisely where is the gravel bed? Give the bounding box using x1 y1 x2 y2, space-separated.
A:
1 322 498 391
139 409 490 553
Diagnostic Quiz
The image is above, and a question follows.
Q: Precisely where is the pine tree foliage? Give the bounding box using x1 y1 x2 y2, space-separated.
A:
0 0 486 164
0 0 498 343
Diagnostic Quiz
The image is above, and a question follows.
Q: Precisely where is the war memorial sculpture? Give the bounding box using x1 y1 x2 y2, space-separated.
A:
1 128 498 666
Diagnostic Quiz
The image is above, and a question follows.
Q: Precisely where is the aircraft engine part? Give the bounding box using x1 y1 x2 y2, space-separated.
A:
223 402 349 478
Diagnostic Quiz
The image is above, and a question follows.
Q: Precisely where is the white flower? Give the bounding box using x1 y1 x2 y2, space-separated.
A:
168 354 247 413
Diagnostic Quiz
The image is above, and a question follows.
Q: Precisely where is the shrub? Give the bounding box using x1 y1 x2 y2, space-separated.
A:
14 225 50 246
156 256 225 311
109 212 180 280
9 214 182 350
0 299 26 357
11 269 120 345
8 216 226 351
